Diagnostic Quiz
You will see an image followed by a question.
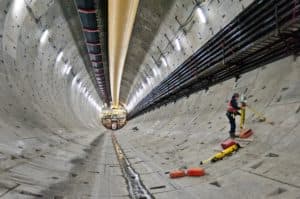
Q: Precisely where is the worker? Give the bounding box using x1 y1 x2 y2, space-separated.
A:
226 93 242 138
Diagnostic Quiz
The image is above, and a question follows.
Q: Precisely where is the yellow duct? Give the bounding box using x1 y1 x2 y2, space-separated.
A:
109 0 139 108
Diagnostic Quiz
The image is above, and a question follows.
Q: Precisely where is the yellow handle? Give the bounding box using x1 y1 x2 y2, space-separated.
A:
246 105 266 120
240 107 246 129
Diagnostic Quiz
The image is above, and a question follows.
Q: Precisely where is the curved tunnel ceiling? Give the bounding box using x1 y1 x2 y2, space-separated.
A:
119 0 177 105
24 0 298 117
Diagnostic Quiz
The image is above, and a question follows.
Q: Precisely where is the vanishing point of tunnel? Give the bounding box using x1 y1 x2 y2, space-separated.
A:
0 0 299 198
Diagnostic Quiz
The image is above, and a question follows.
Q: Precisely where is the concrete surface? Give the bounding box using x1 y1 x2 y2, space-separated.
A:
116 56 300 199
125 0 254 111
0 1 127 198
0 0 299 198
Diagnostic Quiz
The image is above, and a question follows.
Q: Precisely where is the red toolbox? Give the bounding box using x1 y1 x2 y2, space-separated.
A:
221 139 237 149
239 129 253 139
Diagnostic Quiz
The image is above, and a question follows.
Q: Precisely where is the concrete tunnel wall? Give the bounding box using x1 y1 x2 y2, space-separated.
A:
0 1 107 198
125 0 254 110
116 56 300 198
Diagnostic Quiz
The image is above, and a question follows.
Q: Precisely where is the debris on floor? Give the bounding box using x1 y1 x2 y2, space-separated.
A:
266 153 279 157
132 126 139 131
169 167 205 178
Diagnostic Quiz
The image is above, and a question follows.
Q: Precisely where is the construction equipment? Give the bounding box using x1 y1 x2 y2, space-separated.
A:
169 167 205 178
239 95 274 127
239 128 253 138
169 170 185 178
239 95 247 129
246 105 274 125
200 143 240 165
221 139 237 149
239 104 246 129
186 168 205 177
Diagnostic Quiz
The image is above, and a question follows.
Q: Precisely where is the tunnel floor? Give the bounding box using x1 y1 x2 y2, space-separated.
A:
40 133 128 199
0 57 299 199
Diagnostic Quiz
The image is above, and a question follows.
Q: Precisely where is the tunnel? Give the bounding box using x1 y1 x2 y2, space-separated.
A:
0 0 299 198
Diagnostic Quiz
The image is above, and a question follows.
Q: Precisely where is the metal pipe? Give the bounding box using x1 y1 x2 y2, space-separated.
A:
109 0 139 108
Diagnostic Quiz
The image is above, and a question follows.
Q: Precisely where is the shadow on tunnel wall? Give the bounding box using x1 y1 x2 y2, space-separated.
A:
120 0 177 103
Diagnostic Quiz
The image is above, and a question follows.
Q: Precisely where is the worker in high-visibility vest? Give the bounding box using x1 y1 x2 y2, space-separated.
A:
226 93 242 138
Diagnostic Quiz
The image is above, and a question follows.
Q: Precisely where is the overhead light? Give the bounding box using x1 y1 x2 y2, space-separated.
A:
63 65 72 75
142 82 146 89
196 7 207 24
12 0 25 16
66 66 72 75
78 81 82 89
161 57 168 67
152 67 160 77
62 64 68 74
174 38 181 51
146 77 151 84
56 51 64 63
81 86 86 94
40 29 49 44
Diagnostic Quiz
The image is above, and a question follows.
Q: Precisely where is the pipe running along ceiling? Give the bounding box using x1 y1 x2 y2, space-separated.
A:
73 0 110 104
108 0 139 108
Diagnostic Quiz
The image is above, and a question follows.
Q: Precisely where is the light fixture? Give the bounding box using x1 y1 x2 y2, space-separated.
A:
56 51 64 63
83 87 87 93
12 0 25 16
62 64 72 75
161 56 168 67
152 67 160 77
80 86 86 93
66 65 72 75
196 7 207 24
174 38 181 51
62 64 68 74
78 81 82 89
146 77 151 84
40 29 49 44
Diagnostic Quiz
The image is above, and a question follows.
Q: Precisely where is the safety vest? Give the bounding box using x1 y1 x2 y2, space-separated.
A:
227 101 238 113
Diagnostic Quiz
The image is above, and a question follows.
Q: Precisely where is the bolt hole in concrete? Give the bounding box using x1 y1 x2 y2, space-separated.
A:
266 153 279 157
267 187 287 196
295 105 300 114
250 160 264 169
149 185 166 190
19 190 43 198
210 181 221 187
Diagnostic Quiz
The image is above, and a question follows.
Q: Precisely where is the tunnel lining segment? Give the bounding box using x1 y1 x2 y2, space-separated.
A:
129 0 300 119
